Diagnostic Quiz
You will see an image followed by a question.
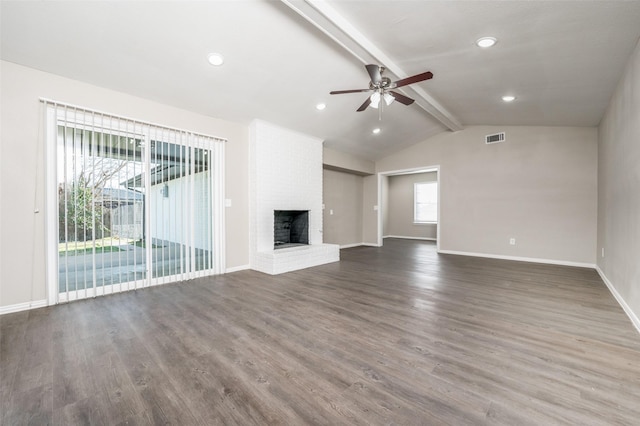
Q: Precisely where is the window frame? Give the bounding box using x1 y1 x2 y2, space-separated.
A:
413 181 438 224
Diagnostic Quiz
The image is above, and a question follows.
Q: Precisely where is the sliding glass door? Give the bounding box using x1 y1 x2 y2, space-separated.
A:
145 138 216 284
46 102 225 303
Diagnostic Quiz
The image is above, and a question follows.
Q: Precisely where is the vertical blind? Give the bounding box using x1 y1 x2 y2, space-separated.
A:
42 100 225 303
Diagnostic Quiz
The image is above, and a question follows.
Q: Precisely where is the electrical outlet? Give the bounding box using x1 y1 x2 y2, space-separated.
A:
330 209 334 215
602 247 605 258
509 238 516 245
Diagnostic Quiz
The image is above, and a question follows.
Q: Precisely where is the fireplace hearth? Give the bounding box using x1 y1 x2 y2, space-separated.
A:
274 210 309 249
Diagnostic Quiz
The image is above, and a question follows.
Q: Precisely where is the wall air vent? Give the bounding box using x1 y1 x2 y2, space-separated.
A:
485 132 505 144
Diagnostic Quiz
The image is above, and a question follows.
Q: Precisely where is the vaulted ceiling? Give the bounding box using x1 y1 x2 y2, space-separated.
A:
2 1 640 160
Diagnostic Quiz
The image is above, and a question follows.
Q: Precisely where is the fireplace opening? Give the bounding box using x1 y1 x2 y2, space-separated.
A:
274 210 309 249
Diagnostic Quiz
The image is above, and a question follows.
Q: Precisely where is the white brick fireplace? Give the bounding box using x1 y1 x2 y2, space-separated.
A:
249 120 339 274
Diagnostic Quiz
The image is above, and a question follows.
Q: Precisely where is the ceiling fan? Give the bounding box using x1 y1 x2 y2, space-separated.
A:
330 64 433 112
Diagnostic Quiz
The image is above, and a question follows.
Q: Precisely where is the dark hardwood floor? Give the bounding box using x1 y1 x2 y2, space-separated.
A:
2 239 640 425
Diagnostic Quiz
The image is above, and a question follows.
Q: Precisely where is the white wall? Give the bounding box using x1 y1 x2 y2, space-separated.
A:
374 125 598 264
381 175 390 238
597 39 640 327
0 61 249 309
149 172 211 250
323 169 363 247
362 175 379 245
323 147 375 175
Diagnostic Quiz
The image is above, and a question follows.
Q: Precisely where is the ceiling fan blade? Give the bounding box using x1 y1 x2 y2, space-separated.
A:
356 97 372 112
330 88 371 95
389 90 415 106
365 64 382 85
393 71 433 88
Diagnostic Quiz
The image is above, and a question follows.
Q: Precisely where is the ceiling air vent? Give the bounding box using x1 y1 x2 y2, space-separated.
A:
485 132 505 144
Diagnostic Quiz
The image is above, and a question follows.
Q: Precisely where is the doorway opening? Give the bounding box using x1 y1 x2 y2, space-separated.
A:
377 166 440 250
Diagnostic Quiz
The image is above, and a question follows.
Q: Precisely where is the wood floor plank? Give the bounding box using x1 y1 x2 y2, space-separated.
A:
2 238 640 425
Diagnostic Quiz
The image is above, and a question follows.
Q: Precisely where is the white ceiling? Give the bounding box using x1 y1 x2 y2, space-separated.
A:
2 1 640 160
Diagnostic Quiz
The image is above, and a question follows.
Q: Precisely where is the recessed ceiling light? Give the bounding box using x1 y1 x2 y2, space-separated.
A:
207 52 224 66
476 37 497 48
316 103 326 111
372 128 381 134
502 95 516 102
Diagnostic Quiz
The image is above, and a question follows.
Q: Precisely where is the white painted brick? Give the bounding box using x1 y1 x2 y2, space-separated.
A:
249 120 338 274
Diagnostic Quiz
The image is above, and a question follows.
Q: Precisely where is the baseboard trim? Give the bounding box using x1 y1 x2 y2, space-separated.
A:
437 249 596 269
340 242 385 249
0 299 48 315
225 264 250 273
339 243 365 249
595 266 640 334
384 235 437 241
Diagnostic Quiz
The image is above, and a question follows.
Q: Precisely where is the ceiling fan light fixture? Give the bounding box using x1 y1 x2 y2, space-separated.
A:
330 64 428 112
502 95 516 102
316 103 326 110
370 91 394 109
370 92 381 109
372 128 381 134
476 37 497 48
207 52 225 66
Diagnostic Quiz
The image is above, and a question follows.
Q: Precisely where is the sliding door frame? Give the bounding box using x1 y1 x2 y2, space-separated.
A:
43 100 225 306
